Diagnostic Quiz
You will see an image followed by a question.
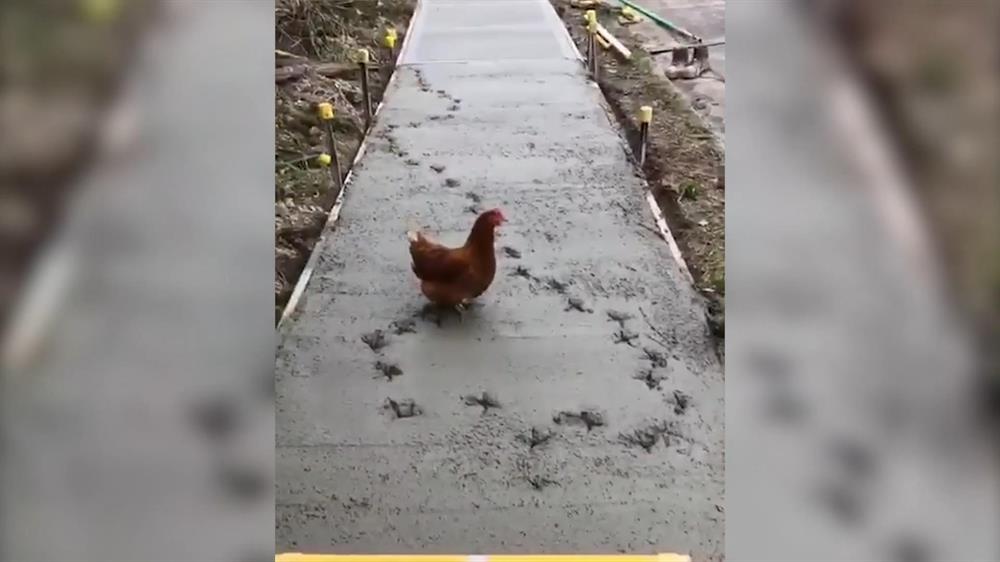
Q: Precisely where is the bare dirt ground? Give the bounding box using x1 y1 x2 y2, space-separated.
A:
0 0 156 328
624 0 726 145
552 0 726 343
274 0 416 323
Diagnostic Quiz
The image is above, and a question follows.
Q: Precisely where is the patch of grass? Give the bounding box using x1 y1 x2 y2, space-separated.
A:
708 267 725 294
678 180 701 201
915 53 958 95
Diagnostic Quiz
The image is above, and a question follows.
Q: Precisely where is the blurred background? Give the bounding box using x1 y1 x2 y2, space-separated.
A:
0 0 995 561
1 1 274 561
727 0 998 560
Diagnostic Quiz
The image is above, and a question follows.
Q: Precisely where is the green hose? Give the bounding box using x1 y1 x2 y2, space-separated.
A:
617 0 699 41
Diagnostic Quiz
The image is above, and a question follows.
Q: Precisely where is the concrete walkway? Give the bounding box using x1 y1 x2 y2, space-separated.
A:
277 0 724 557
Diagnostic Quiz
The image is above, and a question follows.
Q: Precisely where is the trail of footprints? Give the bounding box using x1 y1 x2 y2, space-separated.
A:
354 241 696 483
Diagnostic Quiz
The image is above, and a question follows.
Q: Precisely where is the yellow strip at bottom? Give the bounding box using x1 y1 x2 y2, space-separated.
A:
276 554 692 562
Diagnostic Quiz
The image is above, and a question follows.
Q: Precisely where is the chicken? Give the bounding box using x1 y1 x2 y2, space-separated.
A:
407 208 507 320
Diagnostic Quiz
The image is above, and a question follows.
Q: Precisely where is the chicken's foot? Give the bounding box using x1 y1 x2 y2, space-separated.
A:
454 301 471 323
418 302 468 326
417 303 444 327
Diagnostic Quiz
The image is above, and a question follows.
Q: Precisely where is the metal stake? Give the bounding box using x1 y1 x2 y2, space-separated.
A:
383 29 398 87
586 32 594 68
316 102 342 192
358 48 372 128
384 28 398 62
638 105 652 167
585 10 599 78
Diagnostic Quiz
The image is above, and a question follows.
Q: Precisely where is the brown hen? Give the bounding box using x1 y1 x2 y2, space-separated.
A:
407 208 506 318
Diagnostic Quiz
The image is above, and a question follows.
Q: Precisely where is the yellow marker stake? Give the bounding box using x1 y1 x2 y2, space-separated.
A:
384 33 397 49
81 0 121 23
317 102 335 121
638 105 653 165
357 48 373 125
315 101 343 187
584 9 599 75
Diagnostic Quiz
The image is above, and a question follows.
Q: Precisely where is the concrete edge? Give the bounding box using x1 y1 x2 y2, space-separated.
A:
552 1 586 62
818 25 943 298
646 191 695 285
625 85 713 293
589 82 699 289
0 9 173 378
544 0 703 291
0 232 76 378
277 0 426 330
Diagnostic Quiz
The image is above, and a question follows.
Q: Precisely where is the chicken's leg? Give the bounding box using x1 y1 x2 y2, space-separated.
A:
418 301 466 326
454 302 467 323
417 303 444 327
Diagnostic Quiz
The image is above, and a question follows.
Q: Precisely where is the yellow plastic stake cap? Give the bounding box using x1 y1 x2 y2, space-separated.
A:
317 102 335 121
585 9 597 24
81 0 121 23
384 33 397 49
357 48 370 64
316 153 332 167
640 105 653 124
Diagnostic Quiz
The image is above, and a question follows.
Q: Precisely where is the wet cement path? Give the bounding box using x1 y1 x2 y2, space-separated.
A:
276 0 724 556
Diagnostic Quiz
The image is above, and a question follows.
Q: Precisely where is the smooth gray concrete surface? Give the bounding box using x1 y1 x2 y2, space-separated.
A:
277 0 723 557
